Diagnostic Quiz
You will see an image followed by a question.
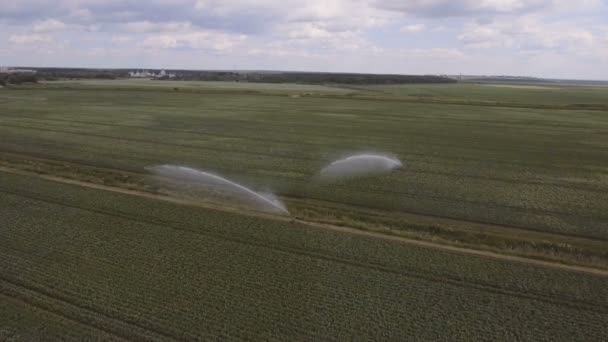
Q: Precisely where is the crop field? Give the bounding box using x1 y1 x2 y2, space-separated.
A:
0 172 607 340
1 79 607 339
40 79 355 94
1 81 608 238
361 82 608 107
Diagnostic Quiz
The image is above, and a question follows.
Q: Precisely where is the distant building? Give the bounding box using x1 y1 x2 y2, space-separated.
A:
0 67 37 74
129 70 155 78
129 69 176 78
157 70 177 78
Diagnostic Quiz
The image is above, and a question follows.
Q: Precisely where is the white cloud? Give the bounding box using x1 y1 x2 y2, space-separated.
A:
376 0 601 17
9 33 53 44
276 21 370 52
0 0 606 79
32 19 68 32
110 35 133 44
247 46 322 59
400 24 426 33
410 47 466 59
122 21 193 33
141 31 247 52
458 17 598 52
283 23 334 40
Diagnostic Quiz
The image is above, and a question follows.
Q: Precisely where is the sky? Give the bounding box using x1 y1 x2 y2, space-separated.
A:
1 0 607 79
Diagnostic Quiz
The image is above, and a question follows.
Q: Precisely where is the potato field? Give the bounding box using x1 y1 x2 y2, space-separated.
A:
1 80 607 340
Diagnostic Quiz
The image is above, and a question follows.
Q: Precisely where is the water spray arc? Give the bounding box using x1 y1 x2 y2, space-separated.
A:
320 153 403 181
146 165 289 215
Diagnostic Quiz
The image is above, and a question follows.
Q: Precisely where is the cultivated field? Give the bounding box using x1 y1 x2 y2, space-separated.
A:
1 82 608 246
1 172 607 340
1 79 607 339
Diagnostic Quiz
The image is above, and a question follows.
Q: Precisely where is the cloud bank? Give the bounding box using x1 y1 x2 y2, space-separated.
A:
1 0 606 79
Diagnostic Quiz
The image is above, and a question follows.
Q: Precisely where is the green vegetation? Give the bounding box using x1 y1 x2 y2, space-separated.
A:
26 67 125 80
361 83 608 108
1 79 607 339
1 80 607 239
1 173 607 340
0 73 38 86
39 78 355 94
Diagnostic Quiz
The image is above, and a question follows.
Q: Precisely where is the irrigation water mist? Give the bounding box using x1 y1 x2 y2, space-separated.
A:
146 165 289 215
319 153 403 182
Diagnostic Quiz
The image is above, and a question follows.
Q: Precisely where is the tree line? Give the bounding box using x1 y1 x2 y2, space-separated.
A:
5 67 457 85
0 73 38 86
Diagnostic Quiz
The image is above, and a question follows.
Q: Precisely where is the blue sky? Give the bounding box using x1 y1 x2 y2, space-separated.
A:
1 0 607 79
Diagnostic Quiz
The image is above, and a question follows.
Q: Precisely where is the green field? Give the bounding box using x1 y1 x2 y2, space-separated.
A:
1 81 608 239
1 79 607 339
1 172 607 340
362 83 608 107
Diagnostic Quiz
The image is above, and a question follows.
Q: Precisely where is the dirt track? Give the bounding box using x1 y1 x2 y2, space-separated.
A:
1 166 606 277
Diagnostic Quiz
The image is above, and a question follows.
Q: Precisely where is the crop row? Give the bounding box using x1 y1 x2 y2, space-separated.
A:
1 173 608 304
1 179 607 340
1 135 607 240
2 225 606 340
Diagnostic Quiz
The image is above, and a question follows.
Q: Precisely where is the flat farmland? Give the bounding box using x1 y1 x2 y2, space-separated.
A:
1 81 607 242
361 82 608 106
1 80 608 339
0 172 607 340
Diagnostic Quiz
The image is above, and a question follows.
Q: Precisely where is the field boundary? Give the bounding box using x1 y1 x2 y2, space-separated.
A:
1 166 606 277
0 276 177 341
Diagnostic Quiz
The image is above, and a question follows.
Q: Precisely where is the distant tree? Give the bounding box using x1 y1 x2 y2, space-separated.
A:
0 73 38 85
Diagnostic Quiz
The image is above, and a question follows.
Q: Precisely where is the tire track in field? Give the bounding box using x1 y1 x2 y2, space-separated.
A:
289 191 608 229
0 250 246 341
0 123 319 162
397 168 608 195
0 277 179 341
2 139 608 198
0 293 129 341
3 119 608 176
0 249 346 342
286 193 608 242
287 196 608 249
7 110 604 140
1 114 325 147
0 159 606 244
1 185 607 315
3 117 607 171
12 85 608 111
328 93 608 111
6 112 606 150
1 137 607 228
